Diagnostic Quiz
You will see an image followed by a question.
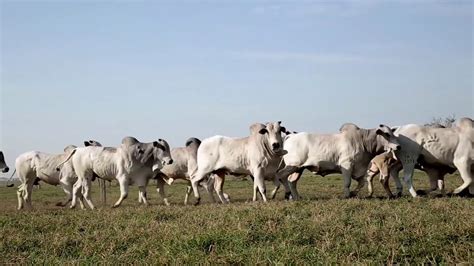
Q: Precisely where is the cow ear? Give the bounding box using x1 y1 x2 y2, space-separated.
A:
153 141 159 147
280 126 287 133
390 127 399 132
84 141 90 147
259 128 268 134
157 144 166 151
376 129 389 137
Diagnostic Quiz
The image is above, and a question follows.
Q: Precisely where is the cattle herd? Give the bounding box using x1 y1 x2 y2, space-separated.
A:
1 117 473 210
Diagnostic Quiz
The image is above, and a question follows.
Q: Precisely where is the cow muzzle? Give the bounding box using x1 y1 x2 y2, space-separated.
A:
162 159 173 166
272 143 281 150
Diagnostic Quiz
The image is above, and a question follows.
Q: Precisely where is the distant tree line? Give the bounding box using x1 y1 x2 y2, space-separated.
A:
424 114 456 128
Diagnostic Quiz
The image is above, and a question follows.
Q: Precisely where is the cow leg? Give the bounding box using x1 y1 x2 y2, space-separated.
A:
191 168 212 205
351 175 366 197
402 163 418 198
452 159 472 195
270 177 281 200
279 175 292 200
202 175 217 203
57 180 73 207
438 178 446 196
341 168 353 198
390 167 403 197
16 168 32 210
138 186 149 206
366 171 377 198
82 178 95 210
213 172 228 204
70 179 82 209
288 170 303 200
156 177 170 206
380 175 394 198
113 177 129 208
418 168 441 196
24 179 35 209
276 166 300 200
16 184 25 210
184 185 192 205
77 190 86 210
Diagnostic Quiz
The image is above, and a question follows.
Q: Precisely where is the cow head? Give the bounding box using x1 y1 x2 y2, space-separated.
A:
185 137 201 148
150 139 173 171
121 136 165 169
376 124 401 151
0 151 9 173
251 121 287 156
84 140 103 147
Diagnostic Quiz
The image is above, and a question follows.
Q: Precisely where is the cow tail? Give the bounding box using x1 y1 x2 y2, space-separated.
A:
5 168 17 187
56 149 77 171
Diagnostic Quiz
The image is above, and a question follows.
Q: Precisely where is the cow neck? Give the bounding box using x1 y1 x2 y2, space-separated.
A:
361 128 380 156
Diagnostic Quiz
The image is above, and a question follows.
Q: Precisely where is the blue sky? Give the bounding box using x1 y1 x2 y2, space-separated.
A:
0 1 472 170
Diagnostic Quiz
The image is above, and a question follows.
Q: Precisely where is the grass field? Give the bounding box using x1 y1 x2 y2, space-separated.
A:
0 171 473 264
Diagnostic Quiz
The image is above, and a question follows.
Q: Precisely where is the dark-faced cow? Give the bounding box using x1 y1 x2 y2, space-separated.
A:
0 151 9 173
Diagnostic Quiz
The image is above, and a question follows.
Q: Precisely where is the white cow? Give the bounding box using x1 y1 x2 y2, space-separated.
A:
58 137 173 209
154 137 229 205
191 121 287 205
15 140 102 210
276 124 401 199
389 117 474 197
0 151 9 173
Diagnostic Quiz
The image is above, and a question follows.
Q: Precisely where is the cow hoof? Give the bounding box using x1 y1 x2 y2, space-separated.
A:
56 202 66 207
284 192 291 200
416 189 428 196
452 189 472 198
6 184 14 188
193 198 201 206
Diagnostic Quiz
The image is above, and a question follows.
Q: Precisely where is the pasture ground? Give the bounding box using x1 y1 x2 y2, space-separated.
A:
0 171 473 264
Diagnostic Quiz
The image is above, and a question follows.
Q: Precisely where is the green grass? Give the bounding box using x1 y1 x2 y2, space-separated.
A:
0 171 473 264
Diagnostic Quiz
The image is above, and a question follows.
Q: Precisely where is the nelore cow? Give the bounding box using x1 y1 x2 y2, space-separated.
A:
388 117 474 197
276 123 401 199
154 137 228 205
14 140 102 210
191 122 287 205
57 137 172 209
